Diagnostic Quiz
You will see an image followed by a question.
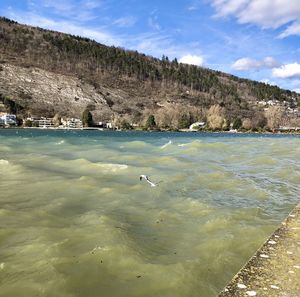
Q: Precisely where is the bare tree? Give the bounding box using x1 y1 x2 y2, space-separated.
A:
242 118 252 130
265 106 284 130
207 105 227 130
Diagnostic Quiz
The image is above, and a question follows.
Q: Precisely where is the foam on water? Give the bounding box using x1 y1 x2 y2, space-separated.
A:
0 130 299 297
0 159 9 165
160 140 172 149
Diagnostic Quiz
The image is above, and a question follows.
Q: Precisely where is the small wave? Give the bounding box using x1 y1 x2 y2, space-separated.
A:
178 140 203 148
178 143 189 147
55 140 65 145
160 140 172 149
70 159 129 172
94 163 128 172
0 159 9 166
178 140 231 152
124 141 149 148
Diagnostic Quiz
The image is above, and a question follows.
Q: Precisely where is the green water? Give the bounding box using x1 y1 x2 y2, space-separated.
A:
0 130 299 297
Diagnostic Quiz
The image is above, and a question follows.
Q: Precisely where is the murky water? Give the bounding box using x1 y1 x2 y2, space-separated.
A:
0 129 299 297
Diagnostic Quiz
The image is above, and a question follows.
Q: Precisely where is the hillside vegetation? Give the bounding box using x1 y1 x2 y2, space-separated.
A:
0 17 299 130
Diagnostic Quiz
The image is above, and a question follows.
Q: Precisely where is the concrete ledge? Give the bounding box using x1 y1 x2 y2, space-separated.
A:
218 203 300 297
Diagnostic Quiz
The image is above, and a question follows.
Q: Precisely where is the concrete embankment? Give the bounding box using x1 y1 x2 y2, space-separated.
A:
218 203 300 297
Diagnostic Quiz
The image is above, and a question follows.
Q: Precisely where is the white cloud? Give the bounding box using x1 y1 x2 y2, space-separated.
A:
6 11 121 46
113 16 136 28
232 56 279 70
211 0 300 38
279 22 300 39
148 16 161 31
179 54 204 66
28 0 102 22
129 32 206 63
263 57 279 68
232 58 261 70
293 88 300 94
40 0 74 13
272 63 300 79
260 78 276 86
82 0 102 10
187 5 198 11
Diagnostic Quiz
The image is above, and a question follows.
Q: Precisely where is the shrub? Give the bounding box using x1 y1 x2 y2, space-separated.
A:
145 115 156 129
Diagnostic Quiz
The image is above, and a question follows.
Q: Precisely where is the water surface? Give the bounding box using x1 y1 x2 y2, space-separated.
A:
0 130 299 297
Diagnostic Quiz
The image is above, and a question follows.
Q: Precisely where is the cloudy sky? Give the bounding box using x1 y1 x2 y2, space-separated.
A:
1 0 300 92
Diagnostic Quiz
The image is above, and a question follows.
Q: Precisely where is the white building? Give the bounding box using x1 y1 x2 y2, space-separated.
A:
106 122 113 129
27 117 54 128
61 118 83 129
189 122 206 131
37 118 54 128
0 114 17 126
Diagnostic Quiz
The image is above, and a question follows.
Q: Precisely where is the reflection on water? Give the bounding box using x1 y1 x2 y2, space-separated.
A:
0 130 299 297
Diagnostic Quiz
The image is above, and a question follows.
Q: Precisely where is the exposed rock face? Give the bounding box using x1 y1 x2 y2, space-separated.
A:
0 63 117 121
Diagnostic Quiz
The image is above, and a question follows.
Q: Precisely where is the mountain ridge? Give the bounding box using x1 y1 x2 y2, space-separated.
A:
0 16 299 129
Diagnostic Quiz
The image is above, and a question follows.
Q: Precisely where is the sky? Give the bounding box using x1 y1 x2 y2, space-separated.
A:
1 0 300 93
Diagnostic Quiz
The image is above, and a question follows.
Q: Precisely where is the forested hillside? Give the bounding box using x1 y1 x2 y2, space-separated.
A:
0 17 299 130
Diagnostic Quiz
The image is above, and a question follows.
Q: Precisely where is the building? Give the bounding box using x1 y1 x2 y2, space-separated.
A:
0 113 17 126
278 126 300 132
189 122 206 131
26 117 54 128
61 118 83 129
37 118 54 128
106 122 113 129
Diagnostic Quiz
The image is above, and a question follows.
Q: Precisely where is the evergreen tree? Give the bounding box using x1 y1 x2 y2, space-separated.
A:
178 113 191 129
120 120 132 130
232 118 242 130
145 115 156 129
81 109 93 127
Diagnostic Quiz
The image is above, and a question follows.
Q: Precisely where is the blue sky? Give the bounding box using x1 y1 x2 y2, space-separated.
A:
1 0 300 93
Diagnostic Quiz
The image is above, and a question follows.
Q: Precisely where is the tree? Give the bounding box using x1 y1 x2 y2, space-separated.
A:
265 106 284 130
232 117 242 130
242 118 252 130
120 119 132 130
252 111 267 129
81 109 93 127
145 115 156 129
207 105 226 130
178 113 191 129
24 119 32 127
53 113 61 127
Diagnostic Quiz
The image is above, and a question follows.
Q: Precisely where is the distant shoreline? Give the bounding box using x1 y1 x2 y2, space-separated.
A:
1 126 300 135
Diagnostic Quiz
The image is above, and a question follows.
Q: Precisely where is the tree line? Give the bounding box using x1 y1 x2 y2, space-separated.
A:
0 16 297 102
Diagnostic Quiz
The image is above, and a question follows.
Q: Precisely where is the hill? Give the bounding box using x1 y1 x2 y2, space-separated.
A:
0 16 299 130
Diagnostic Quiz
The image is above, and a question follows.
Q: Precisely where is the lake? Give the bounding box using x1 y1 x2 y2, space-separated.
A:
0 129 299 297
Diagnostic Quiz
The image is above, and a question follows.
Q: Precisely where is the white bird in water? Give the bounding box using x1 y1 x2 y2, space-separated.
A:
139 175 158 187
